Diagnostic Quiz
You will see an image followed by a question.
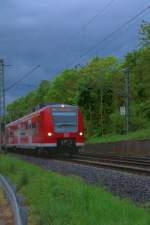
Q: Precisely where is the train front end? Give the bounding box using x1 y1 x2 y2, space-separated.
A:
48 104 84 154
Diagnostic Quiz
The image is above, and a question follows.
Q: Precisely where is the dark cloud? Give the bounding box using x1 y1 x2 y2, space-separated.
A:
0 0 149 103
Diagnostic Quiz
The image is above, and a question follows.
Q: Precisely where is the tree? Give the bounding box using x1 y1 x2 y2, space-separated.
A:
34 80 50 104
45 69 81 104
140 21 150 47
77 56 121 136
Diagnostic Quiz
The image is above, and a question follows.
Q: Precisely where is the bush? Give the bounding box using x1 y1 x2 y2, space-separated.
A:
110 112 124 134
131 104 149 131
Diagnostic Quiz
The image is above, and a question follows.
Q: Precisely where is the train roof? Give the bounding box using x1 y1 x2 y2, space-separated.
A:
6 103 78 127
48 103 77 108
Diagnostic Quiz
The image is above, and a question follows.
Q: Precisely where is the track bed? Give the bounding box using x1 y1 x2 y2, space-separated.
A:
12 152 150 204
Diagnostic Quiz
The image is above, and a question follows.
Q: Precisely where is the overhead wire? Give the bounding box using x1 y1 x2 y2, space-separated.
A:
6 5 150 98
94 9 150 56
48 0 116 77
5 65 40 92
15 83 37 88
65 0 116 45
65 6 150 68
51 6 150 77
6 1 116 95
5 1 116 95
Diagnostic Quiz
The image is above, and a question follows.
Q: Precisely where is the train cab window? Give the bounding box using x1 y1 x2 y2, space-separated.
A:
52 111 77 132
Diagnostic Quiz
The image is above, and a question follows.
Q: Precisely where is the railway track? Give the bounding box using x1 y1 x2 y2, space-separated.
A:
8 150 150 175
62 152 150 175
7 151 150 204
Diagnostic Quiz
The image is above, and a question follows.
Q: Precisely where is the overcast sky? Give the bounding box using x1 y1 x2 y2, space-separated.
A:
0 0 150 104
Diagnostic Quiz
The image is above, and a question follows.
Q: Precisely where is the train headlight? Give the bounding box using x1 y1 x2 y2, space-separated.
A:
79 132 83 136
48 132 53 137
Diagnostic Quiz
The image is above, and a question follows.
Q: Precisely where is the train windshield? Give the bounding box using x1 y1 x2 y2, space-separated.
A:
52 111 77 132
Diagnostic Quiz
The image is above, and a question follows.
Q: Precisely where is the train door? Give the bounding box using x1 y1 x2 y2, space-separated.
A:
28 120 32 144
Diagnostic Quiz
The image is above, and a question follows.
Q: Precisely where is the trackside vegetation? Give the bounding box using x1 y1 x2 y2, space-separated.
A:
0 188 14 223
6 21 150 141
88 127 150 143
0 155 150 225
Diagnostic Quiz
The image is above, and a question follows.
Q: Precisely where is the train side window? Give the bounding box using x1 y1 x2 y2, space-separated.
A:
8 128 15 137
33 122 40 135
32 123 36 129
36 121 39 134
20 128 26 136
10 130 14 137
28 122 32 129
27 121 39 135
31 123 36 135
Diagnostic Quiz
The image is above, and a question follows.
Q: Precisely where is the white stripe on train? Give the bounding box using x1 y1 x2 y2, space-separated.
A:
6 143 84 149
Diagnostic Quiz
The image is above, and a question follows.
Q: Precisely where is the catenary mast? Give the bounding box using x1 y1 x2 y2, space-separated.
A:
0 59 5 151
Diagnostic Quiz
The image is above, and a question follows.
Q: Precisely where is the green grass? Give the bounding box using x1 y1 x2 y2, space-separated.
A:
0 155 150 225
87 127 150 144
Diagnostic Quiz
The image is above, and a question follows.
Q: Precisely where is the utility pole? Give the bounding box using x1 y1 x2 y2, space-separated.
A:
0 59 5 152
124 67 131 134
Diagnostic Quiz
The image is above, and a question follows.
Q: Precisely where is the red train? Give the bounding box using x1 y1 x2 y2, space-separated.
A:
3 103 84 155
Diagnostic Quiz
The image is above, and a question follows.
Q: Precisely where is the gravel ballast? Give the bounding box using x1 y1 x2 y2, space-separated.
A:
16 155 150 204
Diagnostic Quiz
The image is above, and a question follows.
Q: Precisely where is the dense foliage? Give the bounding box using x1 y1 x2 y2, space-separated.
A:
6 22 150 138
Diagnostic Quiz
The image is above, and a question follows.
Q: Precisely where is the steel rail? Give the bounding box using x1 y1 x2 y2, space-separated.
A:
0 175 24 225
76 153 150 167
61 154 150 175
8 151 150 175
79 152 150 161
68 158 150 174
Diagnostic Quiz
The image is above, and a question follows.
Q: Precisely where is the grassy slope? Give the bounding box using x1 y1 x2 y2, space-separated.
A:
87 127 150 144
0 188 5 204
0 187 14 223
0 155 150 225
